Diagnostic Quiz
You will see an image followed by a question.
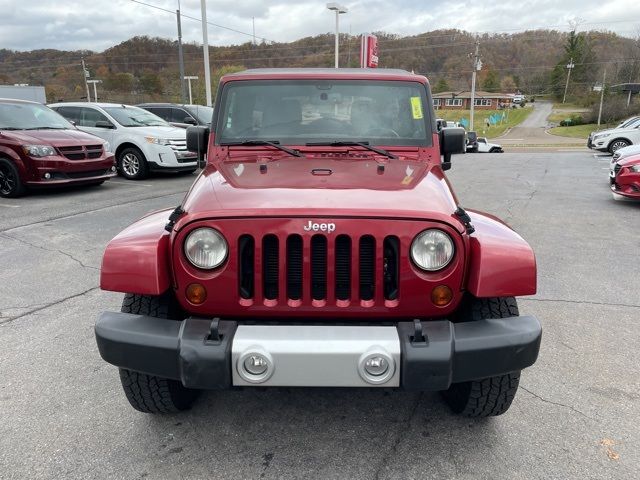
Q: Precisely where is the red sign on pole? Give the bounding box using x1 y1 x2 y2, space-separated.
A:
360 34 378 68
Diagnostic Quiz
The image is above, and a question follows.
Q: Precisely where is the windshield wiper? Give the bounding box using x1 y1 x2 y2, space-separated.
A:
221 140 304 158
305 141 397 160
0 127 22 130
24 126 67 130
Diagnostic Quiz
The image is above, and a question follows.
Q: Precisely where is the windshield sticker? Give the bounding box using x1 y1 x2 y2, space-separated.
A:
410 97 423 119
233 164 245 176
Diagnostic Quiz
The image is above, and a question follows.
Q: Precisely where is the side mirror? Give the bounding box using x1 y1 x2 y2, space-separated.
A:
95 121 115 129
184 116 197 125
186 125 210 164
440 127 466 171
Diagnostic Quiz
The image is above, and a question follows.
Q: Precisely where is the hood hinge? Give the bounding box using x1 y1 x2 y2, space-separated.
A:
454 207 475 235
165 205 185 232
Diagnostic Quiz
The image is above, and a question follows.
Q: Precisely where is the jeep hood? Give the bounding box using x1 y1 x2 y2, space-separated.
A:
2 128 105 145
180 155 463 229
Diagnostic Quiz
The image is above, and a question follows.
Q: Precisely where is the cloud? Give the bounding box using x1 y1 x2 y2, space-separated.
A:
1 0 638 52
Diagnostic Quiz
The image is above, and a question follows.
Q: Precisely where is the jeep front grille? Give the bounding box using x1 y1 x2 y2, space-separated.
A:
238 233 400 307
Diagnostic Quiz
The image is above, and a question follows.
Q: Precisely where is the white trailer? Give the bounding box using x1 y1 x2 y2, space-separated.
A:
0 85 47 103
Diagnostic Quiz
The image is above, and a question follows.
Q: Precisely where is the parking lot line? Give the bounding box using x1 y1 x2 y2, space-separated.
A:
108 180 153 187
0 203 21 208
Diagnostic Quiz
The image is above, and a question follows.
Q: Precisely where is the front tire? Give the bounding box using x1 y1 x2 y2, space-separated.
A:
118 147 149 180
118 293 199 413
609 139 630 154
442 297 521 417
0 158 26 198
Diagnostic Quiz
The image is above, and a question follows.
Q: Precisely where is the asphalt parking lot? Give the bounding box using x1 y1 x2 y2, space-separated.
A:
1 152 638 480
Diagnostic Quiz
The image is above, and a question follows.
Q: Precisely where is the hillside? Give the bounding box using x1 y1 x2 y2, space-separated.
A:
0 29 638 105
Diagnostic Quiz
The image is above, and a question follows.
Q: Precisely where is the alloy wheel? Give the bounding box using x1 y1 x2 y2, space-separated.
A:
610 141 628 153
122 153 140 177
0 165 16 195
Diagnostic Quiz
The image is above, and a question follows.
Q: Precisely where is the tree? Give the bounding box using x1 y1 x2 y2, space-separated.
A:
549 30 593 100
500 76 517 92
482 70 500 91
432 78 450 93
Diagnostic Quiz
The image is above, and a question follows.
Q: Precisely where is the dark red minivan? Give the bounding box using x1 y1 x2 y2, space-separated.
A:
0 98 116 197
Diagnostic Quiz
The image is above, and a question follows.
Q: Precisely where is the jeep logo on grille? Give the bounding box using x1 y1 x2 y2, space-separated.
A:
303 221 336 233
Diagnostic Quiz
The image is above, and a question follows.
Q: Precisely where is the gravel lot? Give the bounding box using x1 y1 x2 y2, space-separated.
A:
1 152 638 480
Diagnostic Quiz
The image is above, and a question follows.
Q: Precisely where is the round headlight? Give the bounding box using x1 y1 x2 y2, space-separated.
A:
184 228 228 269
411 229 454 271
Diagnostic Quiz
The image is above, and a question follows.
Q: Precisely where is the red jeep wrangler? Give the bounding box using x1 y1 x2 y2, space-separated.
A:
96 69 541 417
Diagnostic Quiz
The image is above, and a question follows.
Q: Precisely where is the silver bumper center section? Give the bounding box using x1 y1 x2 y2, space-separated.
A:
231 325 401 387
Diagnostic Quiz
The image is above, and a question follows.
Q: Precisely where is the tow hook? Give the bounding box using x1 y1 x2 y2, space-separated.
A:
411 319 428 345
454 207 475 235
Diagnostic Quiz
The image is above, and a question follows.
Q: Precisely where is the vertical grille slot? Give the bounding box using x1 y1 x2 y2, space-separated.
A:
335 235 351 301
383 236 400 300
287 235 303 300
238 235 254 299
263 235 279 300
359 235 375 301
311 235 327 300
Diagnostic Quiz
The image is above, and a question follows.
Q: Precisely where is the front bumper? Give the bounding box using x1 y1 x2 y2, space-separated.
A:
95 313 542 391
144 143 198 169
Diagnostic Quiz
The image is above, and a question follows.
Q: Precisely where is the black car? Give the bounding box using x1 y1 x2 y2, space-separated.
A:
137 103 213 129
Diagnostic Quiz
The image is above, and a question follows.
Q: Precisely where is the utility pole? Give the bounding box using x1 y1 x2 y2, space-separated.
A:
562 58 575 104
200 0 212 106
597 69 606 126
177 4 187 104
469 39 481 131
81 58 90 102
252 17 256 46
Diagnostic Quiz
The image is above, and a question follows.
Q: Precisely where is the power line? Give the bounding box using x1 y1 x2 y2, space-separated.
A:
129 0 275 44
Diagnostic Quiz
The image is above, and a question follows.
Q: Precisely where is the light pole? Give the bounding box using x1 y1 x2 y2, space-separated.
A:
184 76 199 104
200 0 212 106
87 79 102 102
326 3 348 68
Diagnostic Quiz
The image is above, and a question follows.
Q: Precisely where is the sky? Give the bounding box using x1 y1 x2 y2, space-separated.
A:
1 0 639 52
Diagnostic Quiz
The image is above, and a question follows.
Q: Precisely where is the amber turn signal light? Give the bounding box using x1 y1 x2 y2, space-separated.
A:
186 283 207 304
431 285 453 306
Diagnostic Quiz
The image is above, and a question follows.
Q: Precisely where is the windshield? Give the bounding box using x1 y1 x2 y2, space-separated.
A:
216 80 431 147
618 117 640 128
186 105 214 124
0 102 73 130
103 106 169 127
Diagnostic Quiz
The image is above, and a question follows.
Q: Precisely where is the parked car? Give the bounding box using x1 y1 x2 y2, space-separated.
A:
588 117 640 153
0 98 115 198
609 144 640 183
611 153 640 199
95 68 541 418
137 103 213 129
48 102 198 180
475 137 504 153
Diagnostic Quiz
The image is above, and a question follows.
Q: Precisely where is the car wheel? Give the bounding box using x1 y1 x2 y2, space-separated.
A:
609 140 630 154
442 297 521 417
0 158 27 198
118 293 199 413
118 147 149 180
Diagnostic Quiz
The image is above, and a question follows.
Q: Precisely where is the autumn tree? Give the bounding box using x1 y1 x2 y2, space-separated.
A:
432 78 450 93
500 76 517 92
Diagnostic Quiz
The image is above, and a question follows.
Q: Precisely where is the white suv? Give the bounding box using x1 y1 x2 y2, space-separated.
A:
49 103 198 179
588 117 640 154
